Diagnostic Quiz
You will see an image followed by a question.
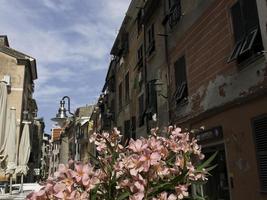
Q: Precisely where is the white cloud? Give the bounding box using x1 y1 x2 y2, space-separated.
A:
34 85 71 103
0 0 131 131
41 0 75 11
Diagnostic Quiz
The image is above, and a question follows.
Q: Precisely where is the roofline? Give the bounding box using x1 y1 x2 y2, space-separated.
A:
102 58 116 92
110 0 137 56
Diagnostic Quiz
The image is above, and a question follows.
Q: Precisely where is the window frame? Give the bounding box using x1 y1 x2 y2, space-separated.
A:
228 0 263 63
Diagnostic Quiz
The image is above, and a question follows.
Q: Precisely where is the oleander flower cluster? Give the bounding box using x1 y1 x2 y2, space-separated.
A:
27 127 214 200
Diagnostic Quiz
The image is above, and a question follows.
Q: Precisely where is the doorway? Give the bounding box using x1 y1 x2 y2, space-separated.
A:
203 144 230 200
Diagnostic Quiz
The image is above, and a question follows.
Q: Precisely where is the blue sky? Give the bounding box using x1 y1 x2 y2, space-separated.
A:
0 0 131 133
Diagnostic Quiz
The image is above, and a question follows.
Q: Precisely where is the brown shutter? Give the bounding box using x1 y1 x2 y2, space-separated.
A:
252 114 267 192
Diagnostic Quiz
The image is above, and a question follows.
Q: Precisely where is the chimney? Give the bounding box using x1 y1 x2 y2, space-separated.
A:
0 35 9 47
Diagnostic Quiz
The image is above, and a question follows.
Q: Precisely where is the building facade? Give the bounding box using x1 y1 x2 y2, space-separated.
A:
166 0 267 199
40 133 51 180
0 36 41 182
98 0 267 199
49 128 62 177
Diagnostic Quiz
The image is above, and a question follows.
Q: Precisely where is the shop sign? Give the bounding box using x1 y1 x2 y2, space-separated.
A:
196 126 223 143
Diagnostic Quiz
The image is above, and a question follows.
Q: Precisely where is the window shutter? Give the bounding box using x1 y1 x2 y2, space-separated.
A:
125 72 130 102
174 55 188 103
119 82 123 109
253 115 267 192
131 116 136 140
138 94 145 127
241 0 259 32
124 120 131 144
148 80 157 113
231 2 245 42
174 56 186 87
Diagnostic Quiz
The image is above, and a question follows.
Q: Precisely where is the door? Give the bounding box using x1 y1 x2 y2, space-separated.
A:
203 144 230 200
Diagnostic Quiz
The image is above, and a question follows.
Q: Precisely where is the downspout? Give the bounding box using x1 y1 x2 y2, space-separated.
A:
143 11 149 134
163 1 172 126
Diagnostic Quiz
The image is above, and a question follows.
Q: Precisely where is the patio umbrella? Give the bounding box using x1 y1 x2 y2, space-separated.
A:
4 108 17 194
0 81 7 161
16 122 31 192
5 108 17 175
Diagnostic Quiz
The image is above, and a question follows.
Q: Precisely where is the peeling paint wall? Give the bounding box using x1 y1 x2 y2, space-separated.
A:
168 0 267 123
201 57 266 111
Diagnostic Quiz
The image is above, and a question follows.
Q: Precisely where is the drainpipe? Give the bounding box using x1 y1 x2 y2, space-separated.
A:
163 0 172 126
143 10 150 134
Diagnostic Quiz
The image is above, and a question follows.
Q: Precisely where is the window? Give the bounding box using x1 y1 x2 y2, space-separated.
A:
168 0 180 9
137 9 143 34
252 114 267 192
125 72 130 102
228 0 263 63
124 120 131 145
168 0 181 28
138 94 145 127
119 82 123 110
147 24 155 55
174 55 188 104
131 116 136 140
137 44 144 68
147 80 157 120
122 33 129 55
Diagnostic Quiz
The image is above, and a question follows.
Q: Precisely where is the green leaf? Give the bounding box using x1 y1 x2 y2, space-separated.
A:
90 184 100 200
204 164 218 172
197 151 217 170
117 191 130 200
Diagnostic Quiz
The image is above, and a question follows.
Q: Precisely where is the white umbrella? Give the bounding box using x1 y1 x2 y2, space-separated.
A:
5 108 17 175
0 81 7 161
4 108 17 194
16 122 31 192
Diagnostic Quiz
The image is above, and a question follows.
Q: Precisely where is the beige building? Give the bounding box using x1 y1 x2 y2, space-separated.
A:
57 105 94 164
0 35 39 181
49 128 62 177
100 0 170 141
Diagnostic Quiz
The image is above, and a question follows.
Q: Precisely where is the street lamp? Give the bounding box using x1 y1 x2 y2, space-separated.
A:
51 96 74 127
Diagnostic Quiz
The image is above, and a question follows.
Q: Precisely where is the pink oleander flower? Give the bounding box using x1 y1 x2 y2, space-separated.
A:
28 127 213 200
128 138 148 153
175 185 189 199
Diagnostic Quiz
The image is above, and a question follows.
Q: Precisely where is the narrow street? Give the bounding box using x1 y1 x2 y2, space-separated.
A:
0 0 267 199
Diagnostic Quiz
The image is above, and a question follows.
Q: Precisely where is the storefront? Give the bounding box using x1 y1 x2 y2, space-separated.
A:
189 96 267 200
196 127 230 200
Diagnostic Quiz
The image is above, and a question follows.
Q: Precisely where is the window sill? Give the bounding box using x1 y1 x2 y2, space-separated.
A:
176 97 189 108
236 54 265 71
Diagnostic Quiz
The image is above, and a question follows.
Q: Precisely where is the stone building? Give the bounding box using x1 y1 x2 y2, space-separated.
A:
49 128 62 177
75 105 94 162
40 133 51 180
57 105 94 164
26 117 45 182
0 35 40 181
99 0 267 199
